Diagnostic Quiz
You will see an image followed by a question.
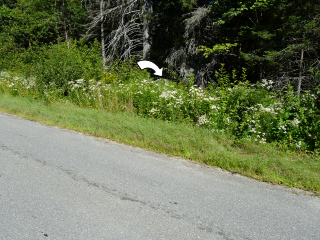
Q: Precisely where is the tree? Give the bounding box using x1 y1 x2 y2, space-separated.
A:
54 0 87 49
265 0 320 94
2 0 58 48
199 0 320 93
151 0 214 86
83 0 153 66
0 0 86 48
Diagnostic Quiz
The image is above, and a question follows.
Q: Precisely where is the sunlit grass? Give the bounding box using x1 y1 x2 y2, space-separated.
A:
0 92 319 193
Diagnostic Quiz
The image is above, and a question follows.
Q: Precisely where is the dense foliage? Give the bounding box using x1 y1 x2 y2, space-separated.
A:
0 0 319 153
1 65 320 153
1 0 319 90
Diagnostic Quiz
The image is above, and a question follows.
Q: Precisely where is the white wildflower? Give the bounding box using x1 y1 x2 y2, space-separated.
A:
159 90 177 100
176 97 184 105
291 118 301 127
197 115 209 126
189 86 204 98
296 141 302 148
259 138 267 144
256 104 276 114
261 79 273 89
76 79 84 84
310 94 317 99
204 96 220 101
150 108 159 114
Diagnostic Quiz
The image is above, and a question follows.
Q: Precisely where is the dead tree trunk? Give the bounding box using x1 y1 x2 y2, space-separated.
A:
100 0 106 68
83 0 144 62
142 0 152 60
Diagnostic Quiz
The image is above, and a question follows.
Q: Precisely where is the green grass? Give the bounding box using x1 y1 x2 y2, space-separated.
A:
0 92 319 194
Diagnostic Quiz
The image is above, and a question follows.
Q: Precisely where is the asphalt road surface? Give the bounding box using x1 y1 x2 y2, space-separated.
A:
0 112 320 240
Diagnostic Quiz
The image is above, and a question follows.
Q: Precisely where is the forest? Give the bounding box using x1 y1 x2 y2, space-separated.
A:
0 0 320 153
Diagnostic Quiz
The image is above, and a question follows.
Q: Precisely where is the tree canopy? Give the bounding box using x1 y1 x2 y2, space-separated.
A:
1 0 319 92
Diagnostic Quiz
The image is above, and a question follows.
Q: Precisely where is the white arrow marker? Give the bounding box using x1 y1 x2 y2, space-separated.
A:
137 61 163 76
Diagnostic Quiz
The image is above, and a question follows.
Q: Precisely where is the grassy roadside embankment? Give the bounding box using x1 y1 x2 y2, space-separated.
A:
0 92 319 194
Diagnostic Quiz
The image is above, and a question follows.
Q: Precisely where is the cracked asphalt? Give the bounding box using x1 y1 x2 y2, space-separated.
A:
0 112 320 239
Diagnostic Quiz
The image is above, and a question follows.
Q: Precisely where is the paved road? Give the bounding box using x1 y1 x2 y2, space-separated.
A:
0 112 320 240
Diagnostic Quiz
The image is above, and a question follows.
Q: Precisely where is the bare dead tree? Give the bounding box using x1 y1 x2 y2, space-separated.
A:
105 1 142 61
82 0 152 65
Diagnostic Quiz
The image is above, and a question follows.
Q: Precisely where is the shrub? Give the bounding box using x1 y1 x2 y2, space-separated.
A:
1 57 319 153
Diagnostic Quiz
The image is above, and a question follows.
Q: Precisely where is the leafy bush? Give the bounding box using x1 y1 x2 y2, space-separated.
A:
36 41 102 92
2 40 103 99
1 59 319 153
109 58 150 83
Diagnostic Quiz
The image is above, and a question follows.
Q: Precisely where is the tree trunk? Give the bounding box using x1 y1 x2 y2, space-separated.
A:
64 19 70 49
142 0 152 60
259 62 263 81
62 0 70 49
298 48 304 95
100 0 106 68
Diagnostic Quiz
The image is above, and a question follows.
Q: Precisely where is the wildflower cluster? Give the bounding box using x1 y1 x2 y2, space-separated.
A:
1 70 319 153
260 79 274 90
0 72 37 97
